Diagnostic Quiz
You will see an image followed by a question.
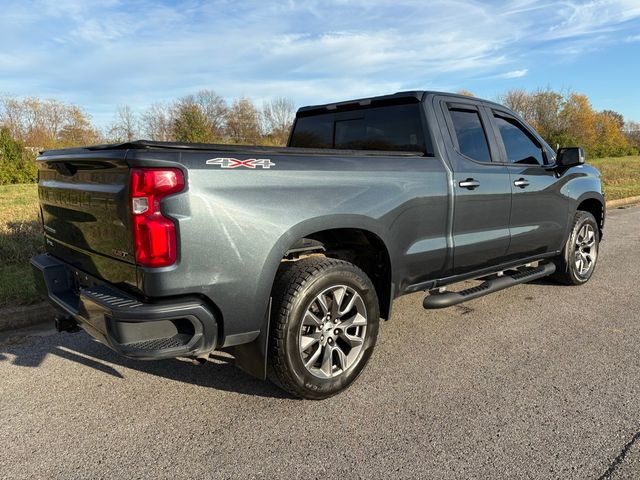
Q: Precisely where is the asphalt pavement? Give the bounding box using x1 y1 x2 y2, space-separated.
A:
1 204 639 479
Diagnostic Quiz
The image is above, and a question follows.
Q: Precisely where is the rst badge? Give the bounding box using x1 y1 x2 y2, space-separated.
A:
206 157 275 169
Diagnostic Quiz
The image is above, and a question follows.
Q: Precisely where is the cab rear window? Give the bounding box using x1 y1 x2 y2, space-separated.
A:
290 103 430 154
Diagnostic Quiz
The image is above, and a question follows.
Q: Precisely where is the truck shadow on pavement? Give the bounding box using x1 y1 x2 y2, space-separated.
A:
0 330 292 400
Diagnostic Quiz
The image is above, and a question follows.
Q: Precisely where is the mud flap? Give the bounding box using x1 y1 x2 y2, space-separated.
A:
231 299 271 380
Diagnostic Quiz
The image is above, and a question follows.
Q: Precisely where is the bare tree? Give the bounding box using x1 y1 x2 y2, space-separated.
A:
107 105 139 142
262 97 295 146
624 120 640 149
58 106 101 147
142 103 173 141
0 96 100 148
225 98 262 144
499 89 533 119
192 90 227 136
0 96 26 139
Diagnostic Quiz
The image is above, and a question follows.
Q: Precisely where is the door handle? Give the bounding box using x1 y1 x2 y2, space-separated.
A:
458 178 480 190
514 178 530 188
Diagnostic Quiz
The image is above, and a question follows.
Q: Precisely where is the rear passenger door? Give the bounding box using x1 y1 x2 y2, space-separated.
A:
438 98 512 275
488 109 569 258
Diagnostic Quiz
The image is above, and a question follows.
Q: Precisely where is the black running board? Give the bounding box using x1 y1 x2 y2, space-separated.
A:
423 262 556 310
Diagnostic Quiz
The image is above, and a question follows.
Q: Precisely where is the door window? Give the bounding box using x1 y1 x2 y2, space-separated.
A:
448 108 491 163
494 115 544 165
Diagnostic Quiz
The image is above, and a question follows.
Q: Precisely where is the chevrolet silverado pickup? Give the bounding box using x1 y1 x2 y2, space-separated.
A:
31 91 604 399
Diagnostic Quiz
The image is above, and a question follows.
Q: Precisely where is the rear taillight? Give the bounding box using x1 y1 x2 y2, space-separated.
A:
130 168 185 268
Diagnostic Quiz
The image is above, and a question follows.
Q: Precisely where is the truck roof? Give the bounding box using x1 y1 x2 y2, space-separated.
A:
296 90 497 116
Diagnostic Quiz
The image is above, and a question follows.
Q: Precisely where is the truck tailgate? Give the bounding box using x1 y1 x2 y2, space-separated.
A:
37 150 137 288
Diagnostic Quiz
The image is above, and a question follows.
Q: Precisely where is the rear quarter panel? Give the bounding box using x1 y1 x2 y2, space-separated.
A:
128 149 450 346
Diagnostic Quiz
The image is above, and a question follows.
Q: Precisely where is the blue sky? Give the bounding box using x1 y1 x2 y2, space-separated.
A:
1 0 640 128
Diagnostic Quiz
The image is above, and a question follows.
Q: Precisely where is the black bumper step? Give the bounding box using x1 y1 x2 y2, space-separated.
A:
31 253 219 360
423 262 556 310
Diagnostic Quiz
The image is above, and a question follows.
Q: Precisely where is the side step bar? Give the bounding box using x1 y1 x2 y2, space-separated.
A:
423 262 556 310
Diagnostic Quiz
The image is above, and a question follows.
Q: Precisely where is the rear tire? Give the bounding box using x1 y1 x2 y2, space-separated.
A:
268 257 379 400
552 211 600 285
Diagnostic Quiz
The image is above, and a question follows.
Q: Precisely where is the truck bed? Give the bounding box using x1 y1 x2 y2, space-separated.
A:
40 140 425 157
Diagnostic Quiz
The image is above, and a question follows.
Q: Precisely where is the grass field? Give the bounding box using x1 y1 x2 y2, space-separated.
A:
0 185 44 306
0 155 639 308
0 183 43 307
590 155 640 200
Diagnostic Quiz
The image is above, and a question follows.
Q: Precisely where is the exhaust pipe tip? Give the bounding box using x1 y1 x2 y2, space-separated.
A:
191 354 210 366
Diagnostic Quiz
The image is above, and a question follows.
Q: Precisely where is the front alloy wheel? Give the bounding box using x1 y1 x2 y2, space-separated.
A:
552 210 600 285
573 223 598 277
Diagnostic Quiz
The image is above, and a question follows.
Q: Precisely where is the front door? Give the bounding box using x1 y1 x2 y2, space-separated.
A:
488 109 569 259
438 98 512 275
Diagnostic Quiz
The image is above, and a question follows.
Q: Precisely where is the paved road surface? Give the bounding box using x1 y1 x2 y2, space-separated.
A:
1 205 639 479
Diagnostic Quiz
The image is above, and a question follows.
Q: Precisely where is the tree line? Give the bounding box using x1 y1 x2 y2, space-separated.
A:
1 88 639 184
0 91 296 184
497 88 639 158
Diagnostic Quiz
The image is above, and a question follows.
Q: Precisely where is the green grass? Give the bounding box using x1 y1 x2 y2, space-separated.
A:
590 155 640 200
0 183 44 307
0 263 39 307
0 156 639 307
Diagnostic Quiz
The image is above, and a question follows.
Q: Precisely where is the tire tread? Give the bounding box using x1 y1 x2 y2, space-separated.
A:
268 256 373 398
552 210 598 285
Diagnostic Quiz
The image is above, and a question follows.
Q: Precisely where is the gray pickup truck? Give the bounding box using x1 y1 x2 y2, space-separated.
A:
32 91 604 399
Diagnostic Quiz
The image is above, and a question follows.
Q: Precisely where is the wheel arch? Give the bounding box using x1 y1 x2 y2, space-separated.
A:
287 227 394 321
234 216 395 380
575 193 605 238
261 214 394 320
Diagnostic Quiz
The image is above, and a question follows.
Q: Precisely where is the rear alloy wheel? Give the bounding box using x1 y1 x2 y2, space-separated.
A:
299 284 368 379
269 257 379 400
552 211 600 285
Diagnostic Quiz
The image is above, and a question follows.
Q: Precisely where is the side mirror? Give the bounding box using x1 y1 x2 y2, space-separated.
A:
556 147 585 168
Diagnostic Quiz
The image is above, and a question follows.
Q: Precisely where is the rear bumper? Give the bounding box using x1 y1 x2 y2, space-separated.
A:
31 254 218 360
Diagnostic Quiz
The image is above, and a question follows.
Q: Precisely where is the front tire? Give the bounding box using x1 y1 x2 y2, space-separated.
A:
268 257 380 400
552 211 600 285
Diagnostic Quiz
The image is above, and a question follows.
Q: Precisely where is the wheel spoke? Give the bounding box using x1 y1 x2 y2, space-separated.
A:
331 287 346 313
304 342 323 368
300 331 321 351
339 294 357 317
316 294 330 316
585 229 595 247
320 344 334 377
303 311 323 327
333 345 348 371
340 312 367 329
339 331 363 347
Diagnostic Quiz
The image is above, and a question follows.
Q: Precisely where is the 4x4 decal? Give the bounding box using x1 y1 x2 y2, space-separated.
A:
206 157 275 169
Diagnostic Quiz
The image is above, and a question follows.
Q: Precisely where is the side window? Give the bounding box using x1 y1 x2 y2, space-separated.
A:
289 103 430 153
448 108 491 163
493 115 544 165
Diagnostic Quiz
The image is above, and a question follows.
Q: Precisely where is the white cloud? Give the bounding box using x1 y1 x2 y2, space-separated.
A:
493 69 529 79
0 0 639 126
